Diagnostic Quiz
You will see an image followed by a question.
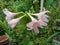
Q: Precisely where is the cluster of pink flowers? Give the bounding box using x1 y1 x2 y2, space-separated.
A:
3 8 24 29
3 8 49 33
27 11 49 33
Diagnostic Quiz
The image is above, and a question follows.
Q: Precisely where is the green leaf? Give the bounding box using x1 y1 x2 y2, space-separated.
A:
28 41 34 45
23 36 30 45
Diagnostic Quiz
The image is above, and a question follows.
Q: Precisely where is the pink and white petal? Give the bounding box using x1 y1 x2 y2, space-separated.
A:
32 22 39 33
3 8 17 20
10 24 16 29
43 14 49 18
8 18 20 25
27 22 33 30
42 22 47 26
42 11 50 14
39 20 47 26
41 16 48 22
43 18 49 22
3 8 16 16
8 18 20 29
34 27 39 33
26 20 39 33
38 14 49 22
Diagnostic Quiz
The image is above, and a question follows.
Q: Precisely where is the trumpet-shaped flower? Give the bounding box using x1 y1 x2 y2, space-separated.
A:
27 11 49 33
8 18 20 29
8 15 25 29
3 8 17 21
27 15 39 33
38 20 47 28
33 11 49 22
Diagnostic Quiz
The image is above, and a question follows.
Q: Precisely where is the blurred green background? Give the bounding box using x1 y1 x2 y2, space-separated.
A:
0 0 60 45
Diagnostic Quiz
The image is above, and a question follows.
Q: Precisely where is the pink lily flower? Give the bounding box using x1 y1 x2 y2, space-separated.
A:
8 18 20 29
3 8 17 21
27 14 40 33
38 20 47 28
27 11 50 33
8 15 25 29
33 11 49 22
33 11 50 28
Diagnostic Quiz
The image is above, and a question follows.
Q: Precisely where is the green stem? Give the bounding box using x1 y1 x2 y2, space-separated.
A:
40 0 44 11
17 12 25 15
47 32 60 42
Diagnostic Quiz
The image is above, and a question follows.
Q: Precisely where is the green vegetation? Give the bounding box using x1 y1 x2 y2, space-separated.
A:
0 0 60 45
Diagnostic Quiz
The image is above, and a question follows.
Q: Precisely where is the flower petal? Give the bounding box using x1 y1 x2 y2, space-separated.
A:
8 18 20 29
27 20 39 33
3 8 17 21
3 8 17 16
34 27 39 33
38 20 47 27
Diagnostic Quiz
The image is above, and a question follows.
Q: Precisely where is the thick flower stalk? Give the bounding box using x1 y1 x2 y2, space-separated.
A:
3 8 18 21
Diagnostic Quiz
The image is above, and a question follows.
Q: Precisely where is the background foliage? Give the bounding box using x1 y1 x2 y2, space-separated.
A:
0 0 60 45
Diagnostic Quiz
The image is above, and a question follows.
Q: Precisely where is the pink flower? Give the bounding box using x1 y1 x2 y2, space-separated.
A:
33 11 49 22
33 11 49 27
8 18 20 29
3 8 17 21
27 19 47 33
8 15 25 29
38 20 47 28
27 11 50 33
27 15 39 33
